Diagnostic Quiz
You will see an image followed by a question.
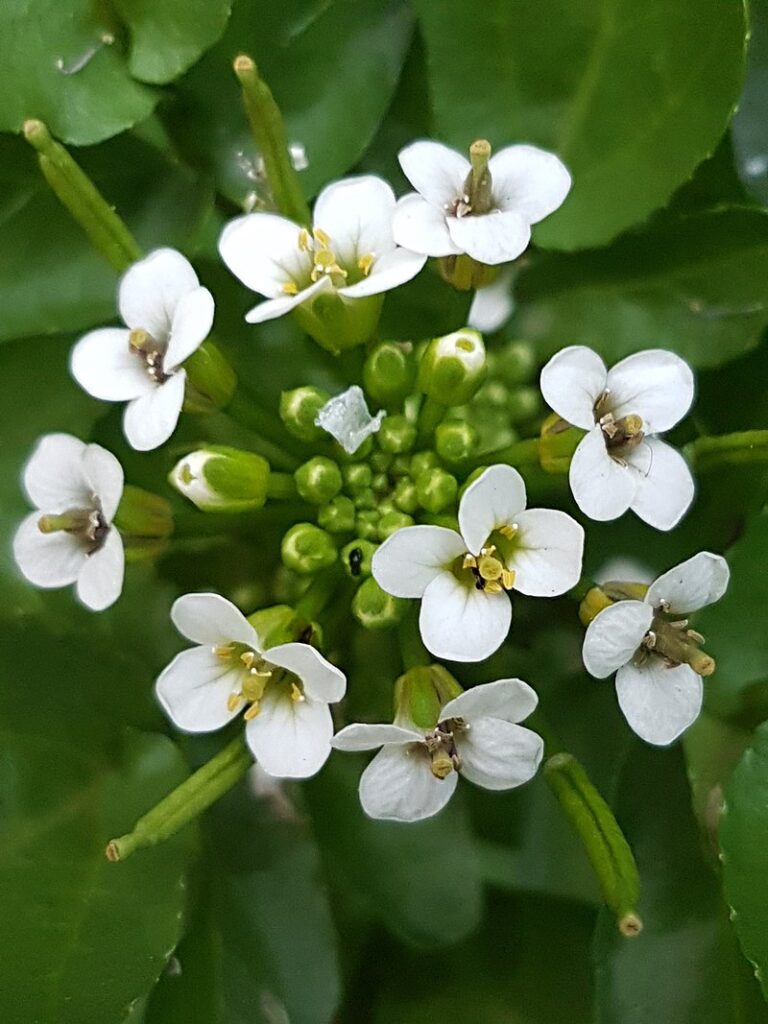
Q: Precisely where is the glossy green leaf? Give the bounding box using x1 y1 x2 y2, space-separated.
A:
513 208 768 368
732 0 768 205
414 0 747 250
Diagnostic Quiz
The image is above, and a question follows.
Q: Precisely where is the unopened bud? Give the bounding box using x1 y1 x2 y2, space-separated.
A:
281 523 337 574
247 605 306 649
354 488 378 511
435 420 479 463
114 485 174 561
416 468 458 514
294 456 343 505
370 450 394 473
170 447 270 512
352 577 405 629
280 386 331 442
508 385 542 424
496 340 536 385
393 477 419 514
342 462 372 492
183 342 237 413
378 510 414 541
377 415 417 454
355 511 380 541
409 450 438 479
438 253 497 291
418 329 487 406
394 665 463 729
579 586 615 626
298 291 383 352
539 412 583 474
341 539 377 578
317 495 356 534
363 340 417 408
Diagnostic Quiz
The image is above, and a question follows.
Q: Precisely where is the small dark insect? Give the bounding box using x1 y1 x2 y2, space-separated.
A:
348 547 364 576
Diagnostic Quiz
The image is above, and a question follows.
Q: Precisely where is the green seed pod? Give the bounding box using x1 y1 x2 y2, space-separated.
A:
352 577 405 630
169 446 270 512
435 420 479 463
294 456 343 505
363 340 417 408
317 495 356 534
416 468 458 514
341 539 377 578
418 328 487 406
279 386 330 442
378 510 414 541
377 414 417 454
281 523 337 574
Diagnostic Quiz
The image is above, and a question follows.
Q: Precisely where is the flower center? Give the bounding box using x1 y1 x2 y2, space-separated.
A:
281 227 376 296
37 501 109 555
423 718 467 779
461 538 517 594
594 390 645 460
129 328 171 384
214 643 305 719
636 602 715 677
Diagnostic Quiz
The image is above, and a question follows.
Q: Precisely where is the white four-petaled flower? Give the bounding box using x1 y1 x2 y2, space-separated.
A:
372 464 584 662
71 248 215 451
332 678 544 822
582 552 730 746
155 593 346 778
13 433 125 611
218 175 427 325
540 346 695 530
393 140 571 265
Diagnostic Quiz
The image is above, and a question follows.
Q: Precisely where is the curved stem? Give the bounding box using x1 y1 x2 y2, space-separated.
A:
417 396 447 444
689 430 768 471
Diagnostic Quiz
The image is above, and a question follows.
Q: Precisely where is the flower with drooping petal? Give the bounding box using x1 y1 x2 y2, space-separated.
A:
155 593 346 779
218 175 427 327
332 678 543 822
582 552 730 746
393 139 571 265
372 464 584 662
12 433 125 611
70 248 215 451
468 268 515 333
540 346 695 530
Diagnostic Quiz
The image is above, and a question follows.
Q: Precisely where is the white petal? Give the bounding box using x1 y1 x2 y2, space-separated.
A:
165 287 214 370
218 213 311 296
338 247 426 299
82 444 123 521
245 691 332 779
119 248 199 339
646 551 730 615
615 660 702 746
392 194 461 257
626 439 695 532
582 600 653 678
606 349 695 433
398 140 469 207
70 328 154 401
13 511 84 587
171 592 259 647
447 209 531 265
539 346 607 429
314 385 385 454
569 425 637 522
489 144 572 223
265 642 346 703
122 371 185 451
458 464 527 555
76 528 124 611
372 525 465 599
313 175 397 267
155 646 243 732
22 433 90 511
244 277 331 324
468 269 515 333
456 718 543 790
358 743 458 822
331 723 421 751
441 678 539 725
419 573 511 662
508 508 584 597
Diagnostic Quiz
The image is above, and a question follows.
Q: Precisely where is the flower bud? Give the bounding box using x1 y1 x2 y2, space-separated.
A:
341 539 377 578
418 328 486 406
378 510 414 541
496 340 536 385
579 586 615 627
247 604 306 648
394 665 463 729
355 511 380 541
114 485 174 560
363 340 417 408
377 415 417 454
508 385 541 424
298 292 383 352
390 454 411 477
170 446 270 512
416 468 458 514
354 488 377 511
317 495 356 534
435 420 479 463
281 523 337 574
393 477 419 514
539 413 584 475
409 450 438 479
280 386 331 442
342 462 372 491
294 456 343 505
183 342 237 414
352 577 405 630
438 254 497 291
372 473 389 494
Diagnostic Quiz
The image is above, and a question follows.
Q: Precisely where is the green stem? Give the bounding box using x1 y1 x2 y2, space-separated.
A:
398 606 430 669
267 472 298 499
689 430 768 471
295 566 343 620
417 396 447 443
23 119 141 272
469 436 541 470
227 390 305 456
106 735 252 862
233 55 311 225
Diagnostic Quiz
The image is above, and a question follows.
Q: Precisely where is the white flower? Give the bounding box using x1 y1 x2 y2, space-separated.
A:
332 678 543 822
393 140 571 265
12 433 124 611
218 175 427 324
155 593 346 779
540 346 695 530
372 464 584 662
582 552 730 746
467 268 515 333
314 385 386 454
70 249 215 451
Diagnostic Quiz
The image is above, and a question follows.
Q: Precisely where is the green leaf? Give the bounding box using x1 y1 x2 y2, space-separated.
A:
0 725 191 1023
721 721 768 1000
732 0 768 205
414 0 747 250
0 132 213 343
165 0 413 205
513 208 768 368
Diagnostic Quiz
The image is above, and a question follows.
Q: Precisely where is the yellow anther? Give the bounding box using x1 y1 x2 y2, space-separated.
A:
227 693 242 712
477 552 504 582
430 749 454 780
499 523 518 540
214 644 234 659
358 253 375 276
243 702 261 720
298 228 311 251
462 553 477 570
240 651 256 668
313 227 331 247
622 414 644 437
128 328 151 352
281 281 299 295
290 682 305 703
502 568 516 590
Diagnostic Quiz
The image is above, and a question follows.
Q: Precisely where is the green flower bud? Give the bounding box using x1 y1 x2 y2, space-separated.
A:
378 510 414 540
354 488 377 510
352 577 405 630
295 291 383 353
355 511 380 541
377 414 417 454
497 340 536 385
378 497 396 516
418 328 486 406
317 495 356 533
390 454 411 477
294 456 343 505
372 473 389 495
508 385 542 423
342 462 372 491
394 665 463 729
341 539 377 578
280 386 331 442
409 450 438 479
435 420 479 463
114 485 173 560
281 523 337 574
392 477 419 514
370 449 393 473
183 342 237 414
170 446 270 512
416 468 458 514
438 253 497 291
539 413 582 474
247 604 306 648
363 340 417 408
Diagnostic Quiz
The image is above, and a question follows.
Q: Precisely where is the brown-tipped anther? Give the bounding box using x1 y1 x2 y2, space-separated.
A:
619 912 643 937
690 651 716 677
105 840 121 862
233 54 256 77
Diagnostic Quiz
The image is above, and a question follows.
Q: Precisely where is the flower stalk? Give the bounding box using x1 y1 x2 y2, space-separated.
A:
689 430 768 471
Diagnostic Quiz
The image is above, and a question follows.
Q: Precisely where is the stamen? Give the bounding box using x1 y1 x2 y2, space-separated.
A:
499 523 518 540
243 702 261 720
298 228 311 251
214 644 234 659
313 227 331 247
227 693 242 712
240 651 256 668
282 281 299 295
358 253 375 276
290 682 305 703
